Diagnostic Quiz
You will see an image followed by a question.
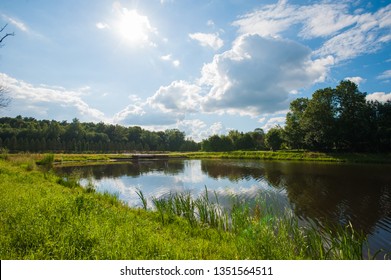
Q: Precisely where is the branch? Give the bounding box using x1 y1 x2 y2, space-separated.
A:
0 24 15 45
0 24 8 33
0 33 15 44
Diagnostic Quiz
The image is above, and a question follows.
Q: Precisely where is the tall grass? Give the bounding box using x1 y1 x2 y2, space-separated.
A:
144 187 370 260
135 188 148 210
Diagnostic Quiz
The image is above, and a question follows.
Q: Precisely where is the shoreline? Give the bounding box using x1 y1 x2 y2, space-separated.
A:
1 158 379 260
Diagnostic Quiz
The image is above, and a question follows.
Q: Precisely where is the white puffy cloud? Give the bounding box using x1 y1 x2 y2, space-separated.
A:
199 34 333 116
148 80 202 114
0 73 106 122
189 32 224 50
113 81 202 127
160 54 181 67
96 22 109 29
113 102 183 126
261 117 286 132
344 76 366 86
177 120 226 141
366 92 391 103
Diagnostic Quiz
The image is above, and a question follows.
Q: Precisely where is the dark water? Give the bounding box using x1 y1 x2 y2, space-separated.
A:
56 159 391 259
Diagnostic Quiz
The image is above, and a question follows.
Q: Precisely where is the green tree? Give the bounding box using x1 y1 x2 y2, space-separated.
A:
251 128 266 150
335 80 370 151
301 87 337 150
265 127 284 151
285 98 308 149
202 134 233 152
165 129 185 151
368 100 391 152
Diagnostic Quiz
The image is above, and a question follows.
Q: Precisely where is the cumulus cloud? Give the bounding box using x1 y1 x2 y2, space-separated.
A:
113 102 183 126
261 116 286 132
189 32 224 50
366 92 391 103
344 76 366 86
199 34 333 116
0 73 106 121
177 120 226 141
148 80 202 114
112 82 202 127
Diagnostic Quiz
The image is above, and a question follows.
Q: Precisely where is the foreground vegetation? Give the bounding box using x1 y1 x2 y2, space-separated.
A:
1 155 385 260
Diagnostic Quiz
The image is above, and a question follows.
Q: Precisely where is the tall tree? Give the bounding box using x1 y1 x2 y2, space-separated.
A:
335 80 370 151
285 98 309 149
301 87 337 150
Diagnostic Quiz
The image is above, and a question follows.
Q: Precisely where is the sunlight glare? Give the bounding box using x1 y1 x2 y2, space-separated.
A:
116 9 154 45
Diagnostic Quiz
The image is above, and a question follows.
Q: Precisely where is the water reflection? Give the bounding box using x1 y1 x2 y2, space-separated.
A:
55 159 391 258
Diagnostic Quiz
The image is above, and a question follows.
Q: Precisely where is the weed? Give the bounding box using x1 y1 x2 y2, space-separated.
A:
135 188 148 210
37 154 55 170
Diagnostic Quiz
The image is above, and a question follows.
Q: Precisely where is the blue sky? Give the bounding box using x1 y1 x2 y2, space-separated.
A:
0 0 390 141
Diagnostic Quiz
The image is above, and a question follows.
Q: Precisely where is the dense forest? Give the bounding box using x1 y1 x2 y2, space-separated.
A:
0 117 199 153
202 81 391 153
1 81 390 153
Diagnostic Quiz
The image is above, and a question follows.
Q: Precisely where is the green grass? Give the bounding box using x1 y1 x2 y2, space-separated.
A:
0 156 382 260
0 159 238 259
146 188 373 260
6 151 390 166
169 150 391 164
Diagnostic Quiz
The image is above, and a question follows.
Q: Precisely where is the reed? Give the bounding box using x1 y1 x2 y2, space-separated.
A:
140 187 369 260
135 188 148 210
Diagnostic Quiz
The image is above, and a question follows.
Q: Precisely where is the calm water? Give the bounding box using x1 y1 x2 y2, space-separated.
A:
56 159 391 258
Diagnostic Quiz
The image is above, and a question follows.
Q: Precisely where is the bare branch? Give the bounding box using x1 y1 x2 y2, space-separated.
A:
0 24 8 33
0 33 15 44
0 23 15 45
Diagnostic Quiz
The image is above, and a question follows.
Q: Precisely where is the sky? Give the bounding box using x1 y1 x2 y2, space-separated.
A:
0 0 391 142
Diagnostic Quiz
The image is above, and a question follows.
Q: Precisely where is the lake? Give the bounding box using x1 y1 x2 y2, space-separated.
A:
55 159 391 259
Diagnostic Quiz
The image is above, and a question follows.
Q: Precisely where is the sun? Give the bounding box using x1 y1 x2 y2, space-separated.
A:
115 9 154 45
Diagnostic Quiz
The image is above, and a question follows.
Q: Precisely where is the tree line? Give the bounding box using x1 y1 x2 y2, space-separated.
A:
0 117 199 153
201 80 391 153
1 81 390 154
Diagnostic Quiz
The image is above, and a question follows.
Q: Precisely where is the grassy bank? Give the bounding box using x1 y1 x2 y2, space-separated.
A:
1 156 379 260
170 151 391 164
2 150 390 165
